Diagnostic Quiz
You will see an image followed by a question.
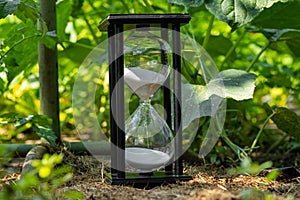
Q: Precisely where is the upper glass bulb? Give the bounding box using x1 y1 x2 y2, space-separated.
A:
124 30 171 100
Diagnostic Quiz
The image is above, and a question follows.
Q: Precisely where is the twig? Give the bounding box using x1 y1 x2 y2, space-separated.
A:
143 0 155 13
221 130 248 160
120 0 131 13
202 15 215 49
249 111 276 154
246 41 271 72
220 29 246 70
83 15 99 44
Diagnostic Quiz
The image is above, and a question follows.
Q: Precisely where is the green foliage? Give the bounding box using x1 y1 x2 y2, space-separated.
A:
0 0 299 169
228 157 273 176
0 113 57 146
240 189 278 200
0 153 83 200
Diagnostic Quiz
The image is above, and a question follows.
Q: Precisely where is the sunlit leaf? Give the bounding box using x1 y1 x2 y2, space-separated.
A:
206 69 257 101
38 166 51 178
205 0 289 30
57 0 72 40
62 191 84 200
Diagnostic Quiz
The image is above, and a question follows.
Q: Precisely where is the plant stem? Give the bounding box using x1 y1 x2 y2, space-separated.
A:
249 111 276 154
143 0 155 13
202 15 214 49
83 15 99 44
120 0 131 13
221 131 248 160
246 41 271 72
86 0 103 18
220 29 246 70
168 3 172 12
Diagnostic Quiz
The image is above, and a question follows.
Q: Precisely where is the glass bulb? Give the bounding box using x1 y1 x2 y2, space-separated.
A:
123 29 174 172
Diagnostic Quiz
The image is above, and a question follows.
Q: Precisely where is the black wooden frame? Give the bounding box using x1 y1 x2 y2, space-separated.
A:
98 14 191 187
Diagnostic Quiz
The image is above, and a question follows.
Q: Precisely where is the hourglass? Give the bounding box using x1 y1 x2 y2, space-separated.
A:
98 14 191 186
124 31 173 172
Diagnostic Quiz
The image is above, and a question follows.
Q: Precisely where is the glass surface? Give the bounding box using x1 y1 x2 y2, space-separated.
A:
124 30 174 172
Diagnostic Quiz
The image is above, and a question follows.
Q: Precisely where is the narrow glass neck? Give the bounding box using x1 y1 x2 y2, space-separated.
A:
140 98 151 105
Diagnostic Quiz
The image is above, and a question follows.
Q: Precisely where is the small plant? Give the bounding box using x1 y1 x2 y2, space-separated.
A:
0 153 83 200
228 157 273 176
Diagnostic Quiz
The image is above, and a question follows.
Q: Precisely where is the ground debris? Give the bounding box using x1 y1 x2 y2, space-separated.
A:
58 156 299 200
1 155 299 199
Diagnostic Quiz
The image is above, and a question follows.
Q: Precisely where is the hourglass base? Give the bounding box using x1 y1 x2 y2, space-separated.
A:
105 172 192 188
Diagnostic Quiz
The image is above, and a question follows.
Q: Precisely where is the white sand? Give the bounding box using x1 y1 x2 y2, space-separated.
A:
124 68 166 100
125 147 171 171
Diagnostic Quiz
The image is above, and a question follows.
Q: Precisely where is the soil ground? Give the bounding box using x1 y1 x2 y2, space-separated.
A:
2 153 299 200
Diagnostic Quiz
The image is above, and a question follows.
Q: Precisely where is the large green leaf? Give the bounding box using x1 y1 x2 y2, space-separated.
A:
205 0 289 30
247 27 300 58
2 22 39 84
56 0 72 41
168 0 204 7
252 0 300 29
264 104 300 141
14 0 39 24
205 69 257 101
204 35 236 62
0 0 20 19
264 29 300 58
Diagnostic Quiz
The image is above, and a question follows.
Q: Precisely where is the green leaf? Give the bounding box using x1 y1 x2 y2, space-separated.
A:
247 27 300 58
0 0 21 19
264 29 300 58
2 23 39 84
264 104 300 141
168 0 204 7
32 124 57 147
32 115 53 127
56 0 72 41
252 0 300 29
206 69 257 101
14 0 39 24
14 114 33 126
205 0 289 30
0 77 4 94
62 191 84 200
204 35 236 62
0 112 21 124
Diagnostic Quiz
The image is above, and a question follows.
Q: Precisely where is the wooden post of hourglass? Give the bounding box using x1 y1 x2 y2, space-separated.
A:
172 23 183 176
161 24 173 176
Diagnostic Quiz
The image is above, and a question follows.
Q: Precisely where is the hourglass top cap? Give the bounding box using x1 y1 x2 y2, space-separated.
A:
98 14 191 31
